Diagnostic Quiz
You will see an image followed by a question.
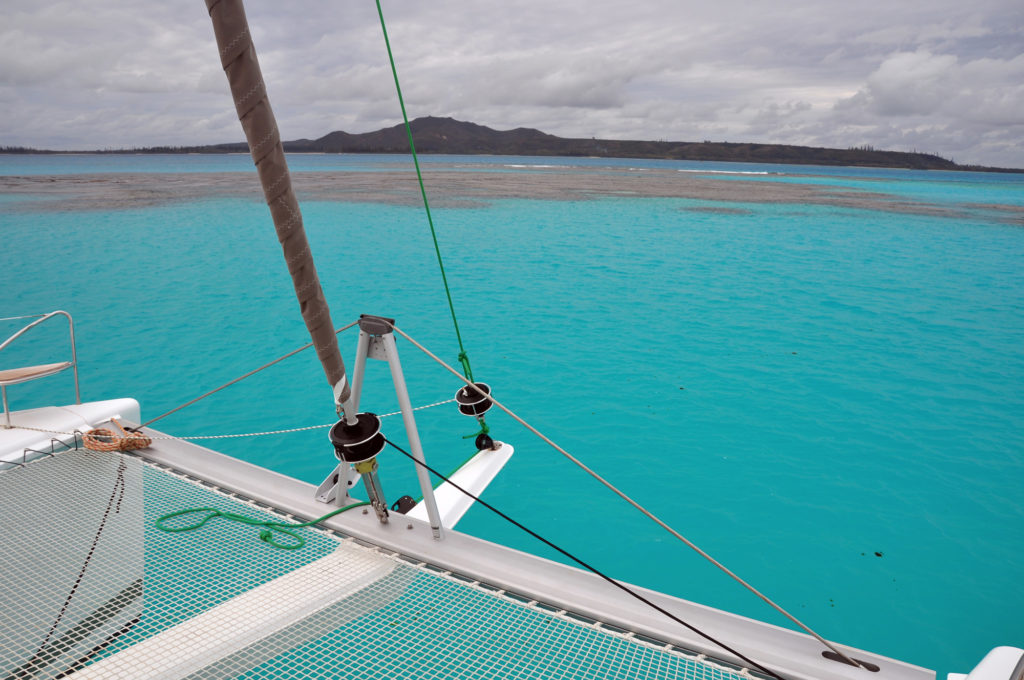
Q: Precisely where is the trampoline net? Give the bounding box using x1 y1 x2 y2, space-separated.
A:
0 447 751 680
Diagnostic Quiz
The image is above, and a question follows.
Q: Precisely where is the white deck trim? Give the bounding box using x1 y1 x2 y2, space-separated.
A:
130 423 935 680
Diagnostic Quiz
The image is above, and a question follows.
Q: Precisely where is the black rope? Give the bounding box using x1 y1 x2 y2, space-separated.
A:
382 438 787 680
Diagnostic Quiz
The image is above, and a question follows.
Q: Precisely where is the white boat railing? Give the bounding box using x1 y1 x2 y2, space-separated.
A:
0 310 81 427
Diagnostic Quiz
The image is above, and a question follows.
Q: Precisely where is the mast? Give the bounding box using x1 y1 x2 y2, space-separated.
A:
205 0 353 417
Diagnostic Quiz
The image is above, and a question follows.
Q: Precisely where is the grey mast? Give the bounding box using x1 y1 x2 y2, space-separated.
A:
205 0 354 418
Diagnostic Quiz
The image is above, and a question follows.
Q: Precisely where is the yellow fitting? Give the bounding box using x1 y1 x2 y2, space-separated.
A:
354 459 378 475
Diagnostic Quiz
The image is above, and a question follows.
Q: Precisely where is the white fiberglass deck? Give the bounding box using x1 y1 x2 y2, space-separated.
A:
0 444 753 680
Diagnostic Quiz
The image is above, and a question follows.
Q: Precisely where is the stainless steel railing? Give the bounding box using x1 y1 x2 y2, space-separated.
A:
0 311 80 427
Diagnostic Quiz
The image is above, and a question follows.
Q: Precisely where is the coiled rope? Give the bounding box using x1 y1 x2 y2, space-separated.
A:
154 501 369 551
83 419 151 451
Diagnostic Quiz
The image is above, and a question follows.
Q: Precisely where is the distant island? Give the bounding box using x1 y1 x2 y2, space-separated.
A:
3 117 1019 173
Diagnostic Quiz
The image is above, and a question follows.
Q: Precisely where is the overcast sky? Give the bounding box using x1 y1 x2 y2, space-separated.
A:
2 0 1023 167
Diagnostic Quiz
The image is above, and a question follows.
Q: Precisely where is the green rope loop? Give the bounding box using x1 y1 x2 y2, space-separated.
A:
155 501 369 550
375 0 473 382
457 351 475 383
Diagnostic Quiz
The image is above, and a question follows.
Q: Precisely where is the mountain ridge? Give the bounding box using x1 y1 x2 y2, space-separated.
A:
222 117 967 170
4 117 1018 172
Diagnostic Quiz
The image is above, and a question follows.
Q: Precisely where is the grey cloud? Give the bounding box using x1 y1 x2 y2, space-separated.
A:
1 0 1022 166
862 51 961 116
836 50 1024 131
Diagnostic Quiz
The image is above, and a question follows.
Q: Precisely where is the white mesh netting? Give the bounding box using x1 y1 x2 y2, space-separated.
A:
0 447 750 680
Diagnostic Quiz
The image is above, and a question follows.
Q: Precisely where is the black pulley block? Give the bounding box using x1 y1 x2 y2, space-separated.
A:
329 413 385 463
391 495 418 514
455 382 493 417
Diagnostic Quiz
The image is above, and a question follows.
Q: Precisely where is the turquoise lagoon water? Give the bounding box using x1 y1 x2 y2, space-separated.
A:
2 154 1022 677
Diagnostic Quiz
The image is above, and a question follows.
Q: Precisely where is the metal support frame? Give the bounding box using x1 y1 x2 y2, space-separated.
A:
344 316 445 539
314 463 361 506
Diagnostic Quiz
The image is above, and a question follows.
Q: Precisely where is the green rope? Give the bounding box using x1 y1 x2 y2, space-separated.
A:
157 432 498 547
457 351 474 385
155 501 369 550
375 0 472 384
462 420 490 439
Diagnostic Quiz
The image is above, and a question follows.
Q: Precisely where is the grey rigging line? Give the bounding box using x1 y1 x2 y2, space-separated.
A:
382 436 787 680
386 322 865 670
136 320 361 431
